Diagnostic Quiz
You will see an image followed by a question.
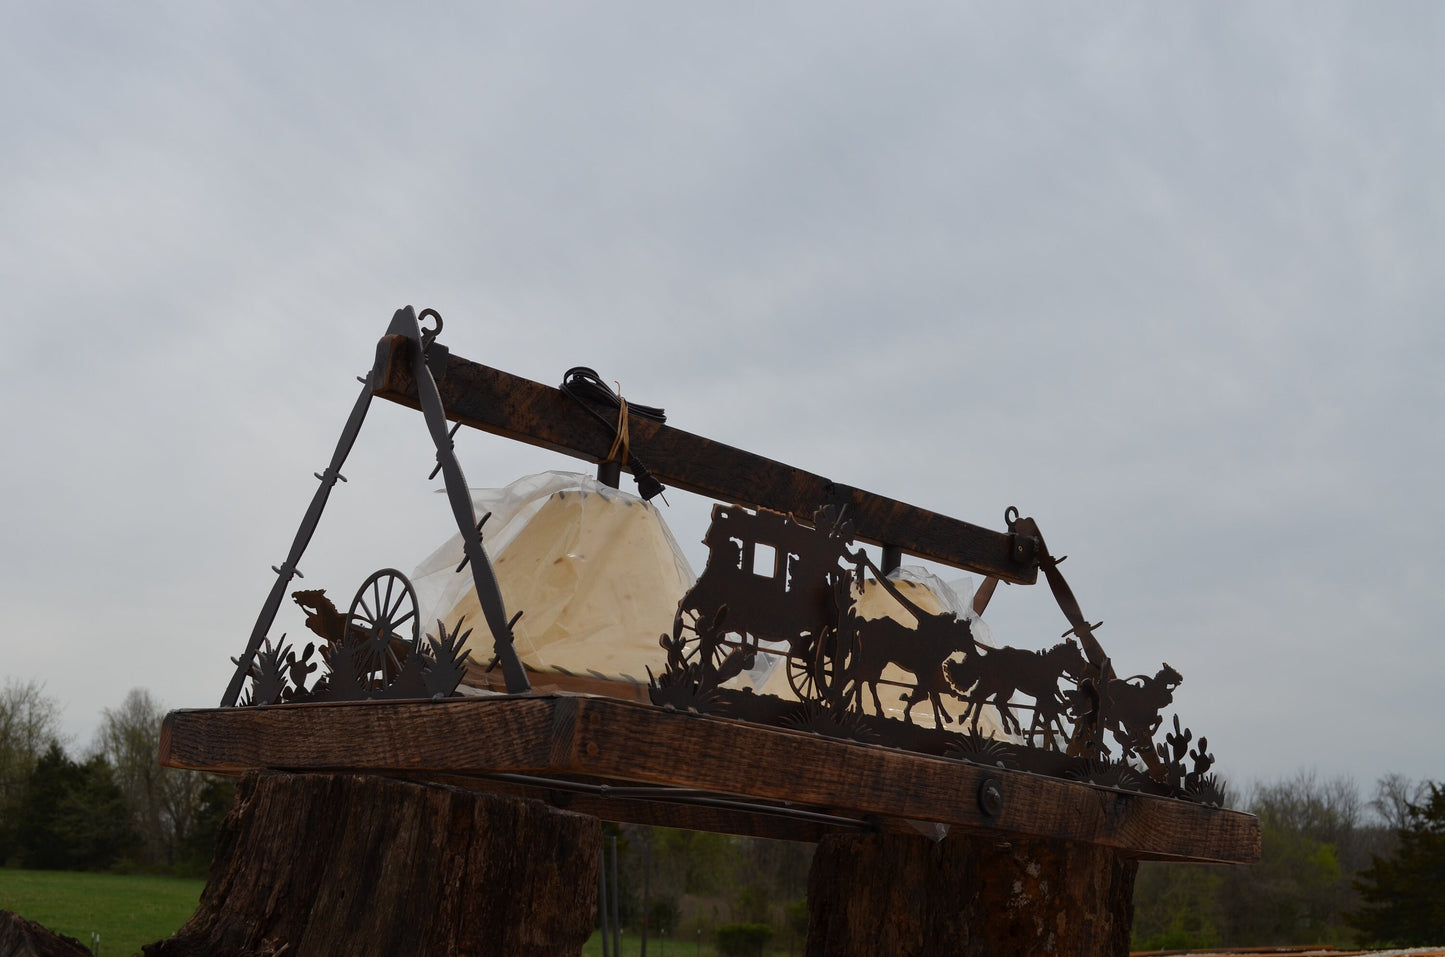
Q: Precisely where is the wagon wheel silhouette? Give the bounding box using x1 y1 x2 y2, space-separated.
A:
785 631 827 703
673 605 751 680
786 618 857 708
346 568 421 689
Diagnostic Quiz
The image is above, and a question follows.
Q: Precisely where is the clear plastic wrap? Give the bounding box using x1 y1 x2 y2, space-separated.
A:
411 471 696 692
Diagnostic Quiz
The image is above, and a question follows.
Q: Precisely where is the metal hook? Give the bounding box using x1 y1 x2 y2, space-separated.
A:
1004 505 1020 529
418 308 444 340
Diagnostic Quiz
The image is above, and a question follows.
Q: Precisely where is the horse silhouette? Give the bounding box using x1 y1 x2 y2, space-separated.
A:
1099 664 1182 757
945 639 1089 745
846 611 976 726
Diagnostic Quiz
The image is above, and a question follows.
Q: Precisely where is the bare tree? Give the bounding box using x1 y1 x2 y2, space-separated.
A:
0 678 64 809
1369 772 1429 832
95 688 204 866
1247 769 1363 850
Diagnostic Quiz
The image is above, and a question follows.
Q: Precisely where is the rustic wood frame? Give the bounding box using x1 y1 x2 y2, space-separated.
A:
168 327 1258 866
161 696 1258 863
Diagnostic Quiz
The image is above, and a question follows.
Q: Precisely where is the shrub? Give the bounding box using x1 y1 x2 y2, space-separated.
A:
647 896 681 935
716 922 773 957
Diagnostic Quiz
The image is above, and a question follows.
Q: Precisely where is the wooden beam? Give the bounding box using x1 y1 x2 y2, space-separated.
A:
161 697 1258 864
371 335 1038 584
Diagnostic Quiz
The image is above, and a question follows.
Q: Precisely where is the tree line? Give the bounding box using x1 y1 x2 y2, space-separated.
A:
1132 770 1444 949
2 676 1440 948
595 770 1443 952
595 823 812 954
0 679 233 876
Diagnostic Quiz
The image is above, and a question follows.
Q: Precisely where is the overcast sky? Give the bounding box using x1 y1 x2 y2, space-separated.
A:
2 3 1441 799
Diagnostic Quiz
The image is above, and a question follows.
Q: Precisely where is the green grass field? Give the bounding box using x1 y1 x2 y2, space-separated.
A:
582 930 804 956
0 870 809 957
583 930 712 956
0 869 204 957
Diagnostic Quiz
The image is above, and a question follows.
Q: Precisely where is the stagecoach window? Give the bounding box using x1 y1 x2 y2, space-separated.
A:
752 542 777 578
725 538 745 571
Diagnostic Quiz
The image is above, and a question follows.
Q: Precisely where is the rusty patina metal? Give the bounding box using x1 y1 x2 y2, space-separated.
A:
649 502 1221 804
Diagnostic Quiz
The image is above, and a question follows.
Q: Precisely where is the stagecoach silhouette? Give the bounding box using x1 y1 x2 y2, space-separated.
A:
660 501 1185 764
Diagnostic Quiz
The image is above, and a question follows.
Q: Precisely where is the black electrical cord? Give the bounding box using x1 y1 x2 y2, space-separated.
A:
560 366 667 501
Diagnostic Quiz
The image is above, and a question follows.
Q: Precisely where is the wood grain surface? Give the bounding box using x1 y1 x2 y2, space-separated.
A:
808 832 1139 957
141 771 599 957
162 695 1258 864
371 334 1038 584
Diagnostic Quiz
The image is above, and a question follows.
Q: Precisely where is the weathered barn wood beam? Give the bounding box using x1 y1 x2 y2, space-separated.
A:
370 334 1039 584
161 697 1259 865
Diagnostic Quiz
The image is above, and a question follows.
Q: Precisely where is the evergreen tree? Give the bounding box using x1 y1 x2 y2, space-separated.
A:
1349 782 1445 946
0 678 64 862
15 742 137 870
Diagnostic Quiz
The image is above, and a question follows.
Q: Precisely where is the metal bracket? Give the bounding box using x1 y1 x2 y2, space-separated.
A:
1009 533 1039 566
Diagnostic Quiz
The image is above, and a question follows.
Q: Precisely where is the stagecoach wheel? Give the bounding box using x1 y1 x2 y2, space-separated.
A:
672 606 737 677
786 639 823 703
346 568 421 688
788 624 855 708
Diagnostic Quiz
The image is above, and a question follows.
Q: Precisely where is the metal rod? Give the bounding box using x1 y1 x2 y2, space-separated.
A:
598 848 611 957
610 835 620 957
221 370 378 707
390 306 530 693
640 830 651 957
972 575 1000 616
597 459 621 488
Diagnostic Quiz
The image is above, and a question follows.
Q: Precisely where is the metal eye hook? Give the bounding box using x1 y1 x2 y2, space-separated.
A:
418 308 444 342
1004 505 1020 529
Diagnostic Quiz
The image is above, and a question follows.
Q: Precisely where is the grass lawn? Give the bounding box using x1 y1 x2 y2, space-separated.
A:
581 930 805 956
0 869 204 957
583 930 710 956
2 871 815 957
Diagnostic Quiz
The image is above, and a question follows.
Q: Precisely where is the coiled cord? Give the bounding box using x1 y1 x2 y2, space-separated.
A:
560 367 667 501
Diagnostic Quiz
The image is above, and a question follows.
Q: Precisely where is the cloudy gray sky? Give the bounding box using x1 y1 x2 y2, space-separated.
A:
2 3 1441 796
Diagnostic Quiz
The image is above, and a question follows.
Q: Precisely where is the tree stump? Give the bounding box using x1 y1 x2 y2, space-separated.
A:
0 911 94 957
142 771 601 957
806 832 1137 957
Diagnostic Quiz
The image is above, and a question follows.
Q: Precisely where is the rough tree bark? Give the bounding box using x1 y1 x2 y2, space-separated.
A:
142 771 600 957
807 831 1138 957
0 911 93 957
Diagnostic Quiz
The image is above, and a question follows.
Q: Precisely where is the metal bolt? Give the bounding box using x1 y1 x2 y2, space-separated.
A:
978 777 1003 817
